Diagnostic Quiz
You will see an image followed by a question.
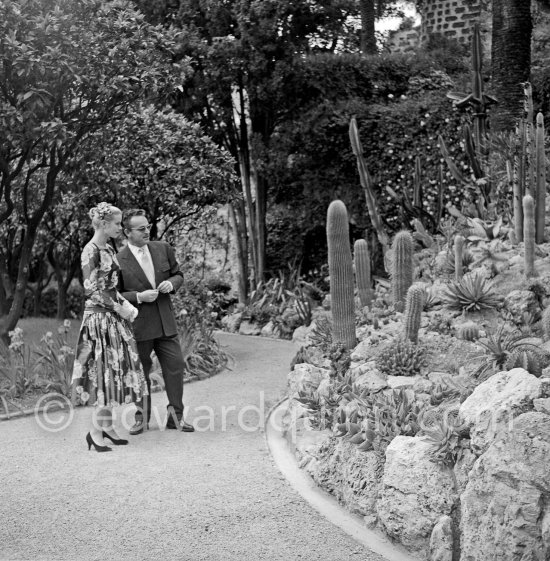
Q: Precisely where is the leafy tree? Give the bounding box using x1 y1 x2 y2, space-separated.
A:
74 104 237 239
0 0 182 338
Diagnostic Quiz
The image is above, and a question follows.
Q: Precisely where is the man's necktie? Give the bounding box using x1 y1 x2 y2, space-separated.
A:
138 247 156 288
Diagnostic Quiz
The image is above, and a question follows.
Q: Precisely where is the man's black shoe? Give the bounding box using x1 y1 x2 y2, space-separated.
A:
129 419 148 435
166 420 195 432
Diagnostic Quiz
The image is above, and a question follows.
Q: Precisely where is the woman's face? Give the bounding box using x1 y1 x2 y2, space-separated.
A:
103 212 123 239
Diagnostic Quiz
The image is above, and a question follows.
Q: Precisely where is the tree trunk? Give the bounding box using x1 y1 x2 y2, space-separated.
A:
228 202 249 304
491 1 532 132
0 226 37 342
360 0 377 55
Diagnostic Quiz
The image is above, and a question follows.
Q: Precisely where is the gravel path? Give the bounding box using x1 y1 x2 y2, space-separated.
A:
0 332 386 561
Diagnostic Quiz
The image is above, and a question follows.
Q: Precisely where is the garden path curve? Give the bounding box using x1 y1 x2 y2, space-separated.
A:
1 332 391 561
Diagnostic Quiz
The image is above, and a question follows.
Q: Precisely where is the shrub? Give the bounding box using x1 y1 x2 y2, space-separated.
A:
376 337 428 377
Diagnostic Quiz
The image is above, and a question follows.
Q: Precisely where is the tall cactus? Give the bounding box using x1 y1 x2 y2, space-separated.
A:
354 239 372 308
404 284 424 344
454 234 465 282
535 112 546 243
542 306 550 342
391 230 414 309
523 194 537 278
327 200 357 349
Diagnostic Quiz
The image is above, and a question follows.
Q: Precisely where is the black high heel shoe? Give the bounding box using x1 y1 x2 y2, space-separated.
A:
86 432 112 452
102 431 128 445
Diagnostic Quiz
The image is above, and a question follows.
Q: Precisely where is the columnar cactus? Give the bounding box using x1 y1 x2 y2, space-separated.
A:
454 234 465 282
354 239 372 308
542 307 550 342
535 112 546 243
391 230 414 309
403 284 424 344
327 200 356 349
523 194 537 278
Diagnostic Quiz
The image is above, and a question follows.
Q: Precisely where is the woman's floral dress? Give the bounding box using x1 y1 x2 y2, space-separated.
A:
71 242 147 407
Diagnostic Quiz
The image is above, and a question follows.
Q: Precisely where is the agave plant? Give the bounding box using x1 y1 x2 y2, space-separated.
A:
440 270 501 312
473 323 541 380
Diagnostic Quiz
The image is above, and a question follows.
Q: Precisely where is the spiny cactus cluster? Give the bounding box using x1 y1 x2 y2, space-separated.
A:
376 337 428 377
327 200 356 349
403 284 424 344
391 230 413 310
542 307 550 342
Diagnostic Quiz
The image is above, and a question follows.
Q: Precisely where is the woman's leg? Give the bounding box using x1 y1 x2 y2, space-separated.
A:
90 406 112 445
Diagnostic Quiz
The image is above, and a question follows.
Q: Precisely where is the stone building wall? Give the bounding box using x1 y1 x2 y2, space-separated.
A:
418 0 484 45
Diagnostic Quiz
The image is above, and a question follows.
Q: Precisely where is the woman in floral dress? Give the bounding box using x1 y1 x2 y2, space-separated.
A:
72 202 148 452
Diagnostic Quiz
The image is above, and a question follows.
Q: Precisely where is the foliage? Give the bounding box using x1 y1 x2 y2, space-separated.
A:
309 316 333 353
0 328 37 399
22 285 83 319
33 320 75 395
74 105 237 238
176 315 230 380
421 413 464 467
376 337 428 377
327 342 351 379
473 324 542 380
440 270 501 312
0 0 182 335
294 384 342 431
335 388 422 455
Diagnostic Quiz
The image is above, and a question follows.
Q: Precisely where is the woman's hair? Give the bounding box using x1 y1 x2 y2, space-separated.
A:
89 202 121 229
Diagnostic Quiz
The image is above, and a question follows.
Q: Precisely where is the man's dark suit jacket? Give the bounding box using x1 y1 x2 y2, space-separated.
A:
117 241 184 342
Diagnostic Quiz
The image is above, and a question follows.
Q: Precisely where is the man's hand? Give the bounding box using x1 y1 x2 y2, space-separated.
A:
157 281 173 294
139 289 159 303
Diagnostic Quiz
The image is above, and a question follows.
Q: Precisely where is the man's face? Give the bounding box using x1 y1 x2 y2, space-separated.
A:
125 215 151 248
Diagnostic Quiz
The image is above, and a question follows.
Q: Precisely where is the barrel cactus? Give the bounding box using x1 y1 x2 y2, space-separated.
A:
327 200 356 349
391 230 414 310
457 322 480 342
505 349 542 377
354 239 372 308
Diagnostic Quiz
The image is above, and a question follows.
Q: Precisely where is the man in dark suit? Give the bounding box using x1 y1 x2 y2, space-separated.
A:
117 208 194 434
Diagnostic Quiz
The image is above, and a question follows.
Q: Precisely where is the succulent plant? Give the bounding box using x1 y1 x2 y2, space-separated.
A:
391 230 414 308
440 270 501 312
457 321 480 341
504 349 543 377
354 239 372 308
404 284 424 344
327 200 357 349
523 194 537 278
376 337 428 377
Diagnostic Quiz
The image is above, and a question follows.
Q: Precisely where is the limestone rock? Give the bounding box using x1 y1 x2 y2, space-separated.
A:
238 319 261 336
304 437 382 517
376 436 458 555
350 339 373 363
387 375 419 389
429 515 453 561
292 325 311 345
533 397 550 415
288 363 331 396
350 363 388 393
503 289 540 323
260 320 277 338
221 311 243 333
459 368 546 454
460 412 550 561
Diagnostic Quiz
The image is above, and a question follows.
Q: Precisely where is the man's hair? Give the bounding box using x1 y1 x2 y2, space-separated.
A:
122 208 147 230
